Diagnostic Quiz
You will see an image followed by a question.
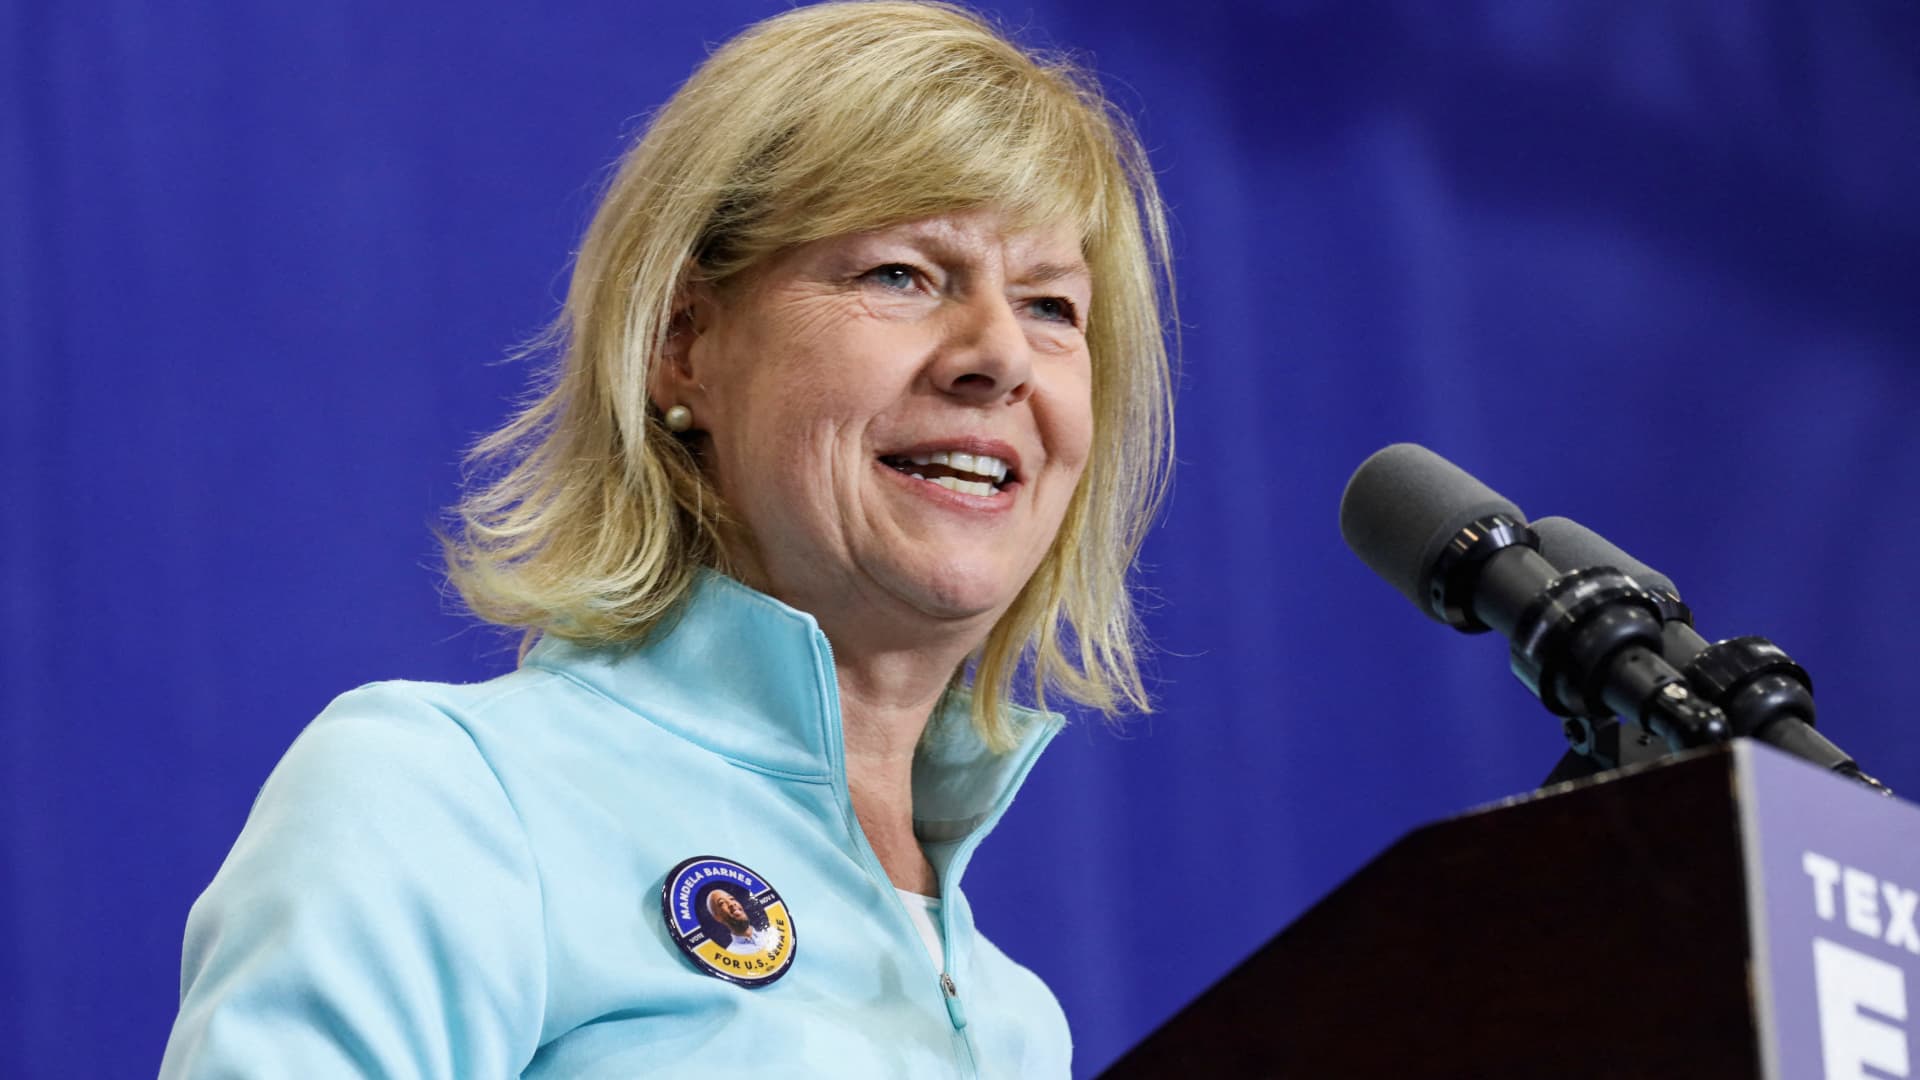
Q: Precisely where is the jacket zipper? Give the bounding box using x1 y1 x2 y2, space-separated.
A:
811 632 980 1078
940 970 978 1075
928 704 1059 1065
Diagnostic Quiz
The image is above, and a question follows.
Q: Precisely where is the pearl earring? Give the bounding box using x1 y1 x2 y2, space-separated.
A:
663 404 694 433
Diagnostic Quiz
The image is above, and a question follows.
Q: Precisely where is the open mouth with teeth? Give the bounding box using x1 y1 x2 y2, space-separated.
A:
879 450 1014 497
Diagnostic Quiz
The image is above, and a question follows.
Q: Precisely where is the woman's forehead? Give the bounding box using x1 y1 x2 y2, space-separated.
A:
816 211 1089 273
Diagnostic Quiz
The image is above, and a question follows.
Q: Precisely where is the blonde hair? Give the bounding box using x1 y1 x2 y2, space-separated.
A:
445 0 1175 750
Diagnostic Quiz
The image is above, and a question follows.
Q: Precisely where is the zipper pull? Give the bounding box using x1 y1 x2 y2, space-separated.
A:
940 972 968 1029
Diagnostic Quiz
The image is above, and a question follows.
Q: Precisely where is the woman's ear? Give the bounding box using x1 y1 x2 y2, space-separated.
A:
649 278 719 422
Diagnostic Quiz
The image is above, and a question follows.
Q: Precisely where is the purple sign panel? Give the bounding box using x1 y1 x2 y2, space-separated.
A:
1742 741 1920 1079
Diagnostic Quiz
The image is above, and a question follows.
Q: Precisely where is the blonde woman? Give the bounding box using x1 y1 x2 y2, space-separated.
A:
162 2 1173 1075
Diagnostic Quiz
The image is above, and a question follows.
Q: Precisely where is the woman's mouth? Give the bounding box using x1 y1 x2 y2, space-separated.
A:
878 451 1014 497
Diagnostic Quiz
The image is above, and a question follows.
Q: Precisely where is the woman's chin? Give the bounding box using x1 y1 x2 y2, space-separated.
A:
874 560 1021 627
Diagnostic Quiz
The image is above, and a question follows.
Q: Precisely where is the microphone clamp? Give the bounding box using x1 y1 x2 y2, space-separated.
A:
1425 513 1537 631
1423 512 1731 751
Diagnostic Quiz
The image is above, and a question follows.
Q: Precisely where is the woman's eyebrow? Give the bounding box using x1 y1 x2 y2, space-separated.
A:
1015 260 1091 286
859 226 1089 287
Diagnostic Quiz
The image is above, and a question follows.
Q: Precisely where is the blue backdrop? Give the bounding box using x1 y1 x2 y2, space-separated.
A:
6 2 1918 1076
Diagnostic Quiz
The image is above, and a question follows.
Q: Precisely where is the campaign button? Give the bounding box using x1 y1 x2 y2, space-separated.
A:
660 855 797 987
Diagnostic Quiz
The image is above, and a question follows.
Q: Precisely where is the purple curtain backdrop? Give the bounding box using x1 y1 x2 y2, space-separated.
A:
5 2 1918 1075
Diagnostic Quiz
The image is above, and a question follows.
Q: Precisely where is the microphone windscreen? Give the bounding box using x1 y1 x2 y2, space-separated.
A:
1339 443 1527 619
1530 517 1680 597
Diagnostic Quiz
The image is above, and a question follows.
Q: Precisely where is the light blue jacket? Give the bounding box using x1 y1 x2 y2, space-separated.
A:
161 572 1071 1077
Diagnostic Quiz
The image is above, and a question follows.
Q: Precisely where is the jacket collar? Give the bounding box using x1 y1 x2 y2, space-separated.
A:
523 570 1062 844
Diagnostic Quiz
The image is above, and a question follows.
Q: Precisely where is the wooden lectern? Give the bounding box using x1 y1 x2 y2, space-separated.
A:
1102 741 1920 1079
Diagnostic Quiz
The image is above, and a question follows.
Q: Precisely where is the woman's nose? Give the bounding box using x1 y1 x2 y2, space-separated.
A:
929 292 1034 405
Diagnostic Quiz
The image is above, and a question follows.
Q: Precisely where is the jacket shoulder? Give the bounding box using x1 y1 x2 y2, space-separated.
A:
161 678 552 1078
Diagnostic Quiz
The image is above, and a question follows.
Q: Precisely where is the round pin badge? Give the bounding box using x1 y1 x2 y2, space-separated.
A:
660 855 797 987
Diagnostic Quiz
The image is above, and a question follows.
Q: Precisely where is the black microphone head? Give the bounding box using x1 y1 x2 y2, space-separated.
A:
1339 443 1529 620
1530 516 1680 597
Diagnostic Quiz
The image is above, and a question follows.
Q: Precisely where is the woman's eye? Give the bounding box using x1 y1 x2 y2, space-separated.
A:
1028 296 1079 325
863 264 918 290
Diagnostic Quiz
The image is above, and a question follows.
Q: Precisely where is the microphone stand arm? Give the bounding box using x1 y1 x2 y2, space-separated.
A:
1431 515 1731 756
1681 634 1891 795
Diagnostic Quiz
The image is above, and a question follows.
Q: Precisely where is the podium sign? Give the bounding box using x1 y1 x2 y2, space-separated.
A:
1744 743 1920 1078
1103 740 1920 1079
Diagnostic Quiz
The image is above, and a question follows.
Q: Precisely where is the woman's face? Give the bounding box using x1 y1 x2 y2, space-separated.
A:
670 208 1094 643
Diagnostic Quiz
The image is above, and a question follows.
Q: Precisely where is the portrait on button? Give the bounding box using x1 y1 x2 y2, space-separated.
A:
699 885 782 955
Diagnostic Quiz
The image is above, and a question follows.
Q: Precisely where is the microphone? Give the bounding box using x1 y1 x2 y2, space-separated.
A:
1340 444 1728 750
1532 516 1890 794
1522 517 1703 668
1338 443 1529 627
